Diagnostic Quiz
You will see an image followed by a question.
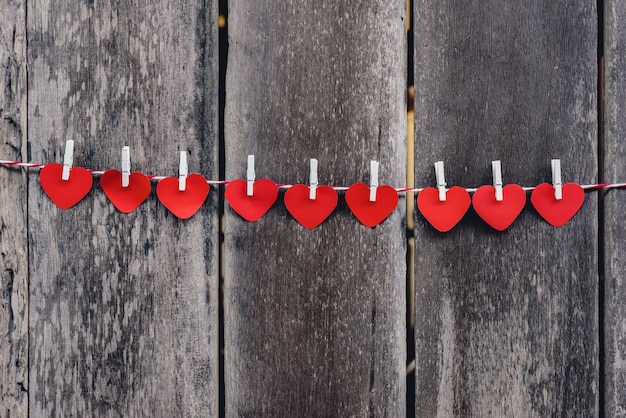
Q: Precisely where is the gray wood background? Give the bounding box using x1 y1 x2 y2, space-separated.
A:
605 0 626 416
224 0 407 416
0 0 27 416
23 0 218 416
413 0 599 416
0 0 622 416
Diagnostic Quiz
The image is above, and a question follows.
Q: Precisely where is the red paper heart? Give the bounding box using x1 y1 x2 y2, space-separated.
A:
156 174 210 219
472 184 526 231
417 186 471 232
345 183 399 227
100 170 152 213
530 183 584 227
284 184 338 229
39 163 93 209
225 178 278 221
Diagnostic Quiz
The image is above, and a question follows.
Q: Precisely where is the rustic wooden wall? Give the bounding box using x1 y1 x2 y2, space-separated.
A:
604 0 626 416
413 0 599 416
26 1 218 416
1 0 619 416
224 1 407 416
0 0 27 416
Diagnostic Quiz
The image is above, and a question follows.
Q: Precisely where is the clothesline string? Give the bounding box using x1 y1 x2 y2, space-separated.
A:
2 160 625 193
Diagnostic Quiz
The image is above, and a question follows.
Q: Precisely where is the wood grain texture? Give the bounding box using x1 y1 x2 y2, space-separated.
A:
604 1 626 416
27 1 218 416
414 1 598 416
224 1 406 415
0 0 27 416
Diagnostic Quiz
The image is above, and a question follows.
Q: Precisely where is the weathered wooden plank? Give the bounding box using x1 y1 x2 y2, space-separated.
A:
414 1 598 416
604 1 626 416
0 0 27 416
224 1 407 415
27 1 218 416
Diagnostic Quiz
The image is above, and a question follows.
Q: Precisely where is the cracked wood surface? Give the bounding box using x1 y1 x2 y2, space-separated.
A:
224 1 407 416
604 1 626 416
413 0 599 416
0 0 27 416
25 1 218 416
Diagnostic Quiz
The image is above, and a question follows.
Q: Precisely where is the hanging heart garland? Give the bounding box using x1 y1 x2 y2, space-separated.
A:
284 184 338 229
39 163 93 210
225 178 279 222
345 183 399 227
100 170 151 213
11 158 601 228
472 184 526 231
156 174 210 219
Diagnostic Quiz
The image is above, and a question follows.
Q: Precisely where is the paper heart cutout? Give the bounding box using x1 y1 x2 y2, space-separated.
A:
225 178 278 222
156 174 210 219
530 183 584 227
417 186 471 232
472 184 526 231
345 183 399 227
39 163 93 209
100 170 152 213
284 184 338 229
